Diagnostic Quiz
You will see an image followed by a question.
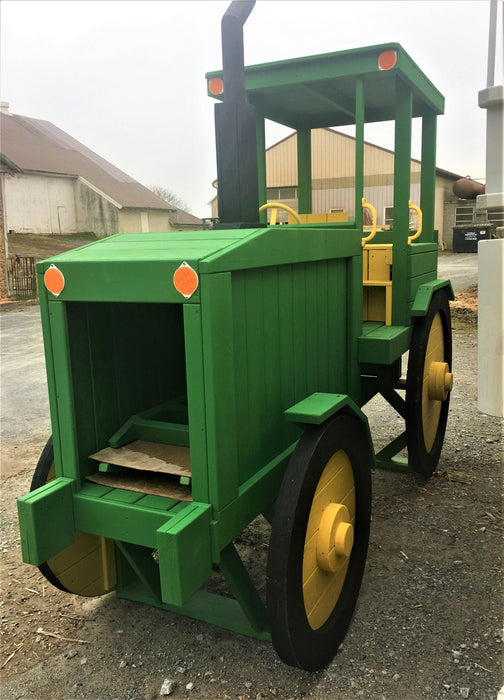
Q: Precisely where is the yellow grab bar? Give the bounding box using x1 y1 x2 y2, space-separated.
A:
258 202 302 225
361 197 377 246
408 200 423 244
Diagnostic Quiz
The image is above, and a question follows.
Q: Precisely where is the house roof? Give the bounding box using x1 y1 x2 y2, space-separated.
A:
0 109 201 226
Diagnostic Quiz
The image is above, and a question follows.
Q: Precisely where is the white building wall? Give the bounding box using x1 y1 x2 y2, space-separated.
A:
3 173 77 234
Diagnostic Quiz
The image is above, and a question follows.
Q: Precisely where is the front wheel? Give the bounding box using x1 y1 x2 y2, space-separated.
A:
266 414 372 670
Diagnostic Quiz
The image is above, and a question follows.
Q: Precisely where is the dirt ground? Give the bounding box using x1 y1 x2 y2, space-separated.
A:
0 290 503 700
6 233 98 258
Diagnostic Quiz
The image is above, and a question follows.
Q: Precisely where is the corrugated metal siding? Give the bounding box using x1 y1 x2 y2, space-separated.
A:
231 259 349 486
265 129 424 220
266 134 298 187
314 183 421 225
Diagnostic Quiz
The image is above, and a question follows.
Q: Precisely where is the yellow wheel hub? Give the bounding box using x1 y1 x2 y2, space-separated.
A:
303 450 355 631
422 313 452 452
428 361 453 401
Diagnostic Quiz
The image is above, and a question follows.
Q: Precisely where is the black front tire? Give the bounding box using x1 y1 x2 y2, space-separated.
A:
266 413 372 670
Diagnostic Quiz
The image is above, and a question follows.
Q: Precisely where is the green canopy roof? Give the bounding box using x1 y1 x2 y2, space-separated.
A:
207 42 444 129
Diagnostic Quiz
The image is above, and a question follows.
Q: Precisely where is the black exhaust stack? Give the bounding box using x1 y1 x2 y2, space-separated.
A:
214 0 261 227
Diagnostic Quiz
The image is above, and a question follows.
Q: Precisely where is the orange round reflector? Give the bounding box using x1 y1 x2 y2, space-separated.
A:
44 264 65 297
209 77 224 95
378 50 397 71
173 262 199 299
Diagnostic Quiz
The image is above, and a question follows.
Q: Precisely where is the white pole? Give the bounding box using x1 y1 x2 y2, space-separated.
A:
477 0 504 417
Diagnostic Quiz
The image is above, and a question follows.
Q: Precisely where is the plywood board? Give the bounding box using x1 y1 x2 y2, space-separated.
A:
90 441 191 477
86 471 192 502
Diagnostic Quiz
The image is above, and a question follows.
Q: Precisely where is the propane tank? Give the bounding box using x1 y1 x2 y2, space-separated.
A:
453 178 485 199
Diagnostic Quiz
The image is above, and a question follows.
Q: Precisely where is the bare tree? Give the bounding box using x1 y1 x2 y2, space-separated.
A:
149 185 190 212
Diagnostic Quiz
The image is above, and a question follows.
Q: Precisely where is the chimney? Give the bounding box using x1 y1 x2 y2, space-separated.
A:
0 102 10 114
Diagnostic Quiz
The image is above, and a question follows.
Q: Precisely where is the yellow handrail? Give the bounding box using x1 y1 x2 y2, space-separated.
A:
361 197 377 246
408 200 423 244
258 202 302 225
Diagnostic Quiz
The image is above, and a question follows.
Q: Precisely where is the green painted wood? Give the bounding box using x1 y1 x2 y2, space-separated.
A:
297 128 312 214
408 250 437 279
157 503 212 606
65 302 188 480
102 489 145 504
73 489 175 549
360 321 383 335
109 419 189 449
285 392 351 424
219 543 268 633
200 273 239 511
347 252 364 402
410 279 454 316
225 258 351 500
200 226 361 273
358 324 412 364
420 112 437 243
408 242 438 255
18 478 75 565
37 275 64 476
65 303 104 481
392 77 413 326
355 78 364 230
116 581 271 641
375 456 412 472
115 541 162 602
134 494 179 511
183 304 210 504
375 432 407 461
409 271 441 304
211 442 295 558
80 482 114 497
207 43 444 129
43 261 202 304
48 302 81 483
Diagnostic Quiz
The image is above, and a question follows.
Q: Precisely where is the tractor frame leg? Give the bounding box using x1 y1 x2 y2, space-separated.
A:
114 540 270 640
361 360 413 473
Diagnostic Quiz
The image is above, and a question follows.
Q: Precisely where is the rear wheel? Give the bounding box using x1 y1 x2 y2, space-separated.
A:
406 290 453 477
266 414 372 670
31 437 116 596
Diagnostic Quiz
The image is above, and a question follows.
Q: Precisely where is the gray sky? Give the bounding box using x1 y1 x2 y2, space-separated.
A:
1 0 501 218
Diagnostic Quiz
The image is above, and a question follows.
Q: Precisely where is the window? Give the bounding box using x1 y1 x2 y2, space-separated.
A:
266 187 297 200
488 211 504 226
330 207 345 213
384 206 394 226
455 206 474 225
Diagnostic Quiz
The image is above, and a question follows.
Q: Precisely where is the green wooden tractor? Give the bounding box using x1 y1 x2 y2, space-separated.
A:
18 1 453 670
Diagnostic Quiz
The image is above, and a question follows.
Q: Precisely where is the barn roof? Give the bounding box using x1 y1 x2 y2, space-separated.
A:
0 109 201 226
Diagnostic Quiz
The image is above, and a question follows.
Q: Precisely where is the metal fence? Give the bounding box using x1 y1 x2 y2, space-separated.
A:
7 255 38 298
